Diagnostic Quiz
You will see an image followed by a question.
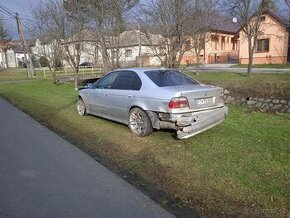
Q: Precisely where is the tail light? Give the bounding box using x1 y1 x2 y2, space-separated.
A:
168 97 189 109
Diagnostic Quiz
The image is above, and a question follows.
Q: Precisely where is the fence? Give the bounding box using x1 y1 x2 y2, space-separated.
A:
40 66 105 79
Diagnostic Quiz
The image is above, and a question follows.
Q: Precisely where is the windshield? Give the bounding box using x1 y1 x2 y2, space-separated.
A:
144 70 199 87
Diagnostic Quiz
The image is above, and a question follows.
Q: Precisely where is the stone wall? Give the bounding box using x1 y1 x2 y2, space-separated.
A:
224 93 290 113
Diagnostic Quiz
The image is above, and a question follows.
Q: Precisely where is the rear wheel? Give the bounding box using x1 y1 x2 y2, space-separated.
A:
128 108 153 137
77 98 87 116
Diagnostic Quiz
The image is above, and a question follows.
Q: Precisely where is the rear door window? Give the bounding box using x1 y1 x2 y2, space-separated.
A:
112 71 142 90
144 70 199 87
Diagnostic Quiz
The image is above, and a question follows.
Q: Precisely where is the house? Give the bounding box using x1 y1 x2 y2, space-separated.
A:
0 40 34 68
181 15 240 65
108 30 164 67
239 10 290 64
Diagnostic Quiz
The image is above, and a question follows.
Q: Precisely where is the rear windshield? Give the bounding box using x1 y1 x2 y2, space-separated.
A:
144 70 199 87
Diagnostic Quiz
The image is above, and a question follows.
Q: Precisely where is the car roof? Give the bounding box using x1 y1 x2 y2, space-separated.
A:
112 67 170 74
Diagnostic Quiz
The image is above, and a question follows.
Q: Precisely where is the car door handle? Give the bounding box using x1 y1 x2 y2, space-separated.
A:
127 95 132 98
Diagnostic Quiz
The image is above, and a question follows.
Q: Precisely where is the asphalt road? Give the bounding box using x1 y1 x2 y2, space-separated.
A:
0 98 174 218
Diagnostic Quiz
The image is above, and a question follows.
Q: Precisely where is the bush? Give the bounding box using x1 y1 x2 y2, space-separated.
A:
39 56 49 67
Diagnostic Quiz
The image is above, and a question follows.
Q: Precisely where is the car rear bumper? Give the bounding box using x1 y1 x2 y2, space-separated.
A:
176 106 228 139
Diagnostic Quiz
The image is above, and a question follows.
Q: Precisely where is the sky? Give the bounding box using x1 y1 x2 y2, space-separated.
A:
0 0 38 39
1 0 289 40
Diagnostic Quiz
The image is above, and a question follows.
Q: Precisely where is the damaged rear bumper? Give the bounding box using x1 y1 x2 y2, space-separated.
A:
177 106 228 139
156 106 228 139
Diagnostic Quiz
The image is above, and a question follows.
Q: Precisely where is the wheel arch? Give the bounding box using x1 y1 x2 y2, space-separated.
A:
128 105 160 129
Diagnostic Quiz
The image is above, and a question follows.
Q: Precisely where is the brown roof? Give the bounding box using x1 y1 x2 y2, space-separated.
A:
210 14 240 34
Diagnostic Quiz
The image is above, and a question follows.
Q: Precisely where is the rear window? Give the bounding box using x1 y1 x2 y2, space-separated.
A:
144 70 199 87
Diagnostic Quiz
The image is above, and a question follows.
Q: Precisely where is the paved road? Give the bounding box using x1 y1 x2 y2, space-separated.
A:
0 98 174 218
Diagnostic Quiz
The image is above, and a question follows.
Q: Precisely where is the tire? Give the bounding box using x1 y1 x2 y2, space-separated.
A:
128 108 153 137
77 98 87 116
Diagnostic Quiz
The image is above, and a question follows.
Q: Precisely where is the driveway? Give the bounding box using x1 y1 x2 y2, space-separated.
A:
0 98 173 218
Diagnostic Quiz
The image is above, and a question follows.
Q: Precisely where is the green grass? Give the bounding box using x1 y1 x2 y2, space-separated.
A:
0 80 289 217
231 64 290 69
0 68 30 80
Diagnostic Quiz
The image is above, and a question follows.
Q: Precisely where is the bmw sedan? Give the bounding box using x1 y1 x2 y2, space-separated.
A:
77 68 228 139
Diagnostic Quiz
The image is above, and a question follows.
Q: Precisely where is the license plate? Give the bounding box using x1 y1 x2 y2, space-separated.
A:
195 97 214 105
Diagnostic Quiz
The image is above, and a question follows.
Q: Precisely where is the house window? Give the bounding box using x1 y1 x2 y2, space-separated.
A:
256 39 269 52
111 50 117 58
159 47 166 55
260 16 266 22
184 40 191 51
125 49 132 58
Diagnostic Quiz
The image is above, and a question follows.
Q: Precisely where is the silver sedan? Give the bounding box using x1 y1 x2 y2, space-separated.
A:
77 68 228 139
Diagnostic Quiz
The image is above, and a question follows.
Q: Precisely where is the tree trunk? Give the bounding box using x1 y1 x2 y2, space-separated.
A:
98 32 111 72
51 70 57 84
195 51 200 75
247 37 253 77
74 70 79 90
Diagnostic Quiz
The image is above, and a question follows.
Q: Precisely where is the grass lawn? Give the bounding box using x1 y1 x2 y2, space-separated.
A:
0 68 31 80
0 79 289 217
231 63 290 69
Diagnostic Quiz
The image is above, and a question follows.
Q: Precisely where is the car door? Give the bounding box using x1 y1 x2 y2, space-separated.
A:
105 71 142 124
88 72 118 117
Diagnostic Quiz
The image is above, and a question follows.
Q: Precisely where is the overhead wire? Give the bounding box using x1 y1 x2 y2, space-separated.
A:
0 3 15 18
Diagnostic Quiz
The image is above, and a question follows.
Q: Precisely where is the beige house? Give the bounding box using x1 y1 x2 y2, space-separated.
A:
181 16 239 65
239 11 290 64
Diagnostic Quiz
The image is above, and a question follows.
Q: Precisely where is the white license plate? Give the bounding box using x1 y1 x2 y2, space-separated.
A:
196 97 214 105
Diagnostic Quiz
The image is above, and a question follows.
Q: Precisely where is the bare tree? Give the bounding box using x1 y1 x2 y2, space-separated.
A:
30 0 87 89
0 17 11 68
223 0 277 77
64 0 138 72
30 1 64 83
140 0 193 68
188 0 216 74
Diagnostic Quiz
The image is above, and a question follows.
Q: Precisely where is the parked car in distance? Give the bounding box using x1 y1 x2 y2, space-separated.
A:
77 68 228 139
79 62 94 68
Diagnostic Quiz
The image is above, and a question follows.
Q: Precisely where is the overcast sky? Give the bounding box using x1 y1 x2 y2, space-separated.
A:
0 0 38 39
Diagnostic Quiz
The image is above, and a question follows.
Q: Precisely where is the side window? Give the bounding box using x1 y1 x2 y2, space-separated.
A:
112 71 142 90
94 72 118 89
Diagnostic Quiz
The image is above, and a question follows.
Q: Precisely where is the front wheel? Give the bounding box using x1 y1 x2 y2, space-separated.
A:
128 108 153 137
77 98 87 116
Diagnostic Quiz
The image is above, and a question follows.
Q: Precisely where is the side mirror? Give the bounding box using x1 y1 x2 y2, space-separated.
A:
86 83 94 89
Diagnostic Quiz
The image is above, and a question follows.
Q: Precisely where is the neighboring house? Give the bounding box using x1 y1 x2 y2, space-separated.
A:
0 40 34 68
108 30 165 67
239 10 290 64
181 16 239 65
60 29 101 68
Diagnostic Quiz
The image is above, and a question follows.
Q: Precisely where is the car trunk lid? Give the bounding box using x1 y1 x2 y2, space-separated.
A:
180 84 223 110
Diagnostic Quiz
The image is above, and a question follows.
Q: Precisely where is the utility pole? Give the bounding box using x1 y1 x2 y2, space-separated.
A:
15 12 35 78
